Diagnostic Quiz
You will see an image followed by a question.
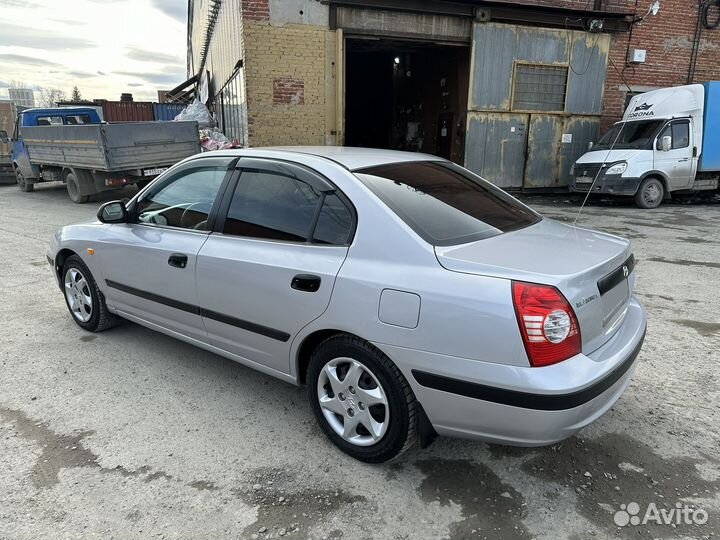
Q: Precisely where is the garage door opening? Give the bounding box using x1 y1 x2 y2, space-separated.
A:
344 38 470 164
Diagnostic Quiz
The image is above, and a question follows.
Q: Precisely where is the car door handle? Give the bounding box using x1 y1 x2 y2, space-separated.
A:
168 253 188 268
678 158 690 162
291 274 321 292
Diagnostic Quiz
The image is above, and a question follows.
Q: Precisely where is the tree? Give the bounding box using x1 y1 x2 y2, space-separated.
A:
71 86 84 102
38 87 67 107
71 86 83 102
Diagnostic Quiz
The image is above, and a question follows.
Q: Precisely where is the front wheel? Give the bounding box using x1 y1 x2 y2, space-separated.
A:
307 335 418 463
16 170 33 192
634 177 664 209
62 255 118 332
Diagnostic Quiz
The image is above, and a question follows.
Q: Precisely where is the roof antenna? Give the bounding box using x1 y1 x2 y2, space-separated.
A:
573 57 637 227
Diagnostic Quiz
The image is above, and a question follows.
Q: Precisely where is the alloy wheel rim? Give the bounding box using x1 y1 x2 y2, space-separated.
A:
317 357 389 447
64 268 93 322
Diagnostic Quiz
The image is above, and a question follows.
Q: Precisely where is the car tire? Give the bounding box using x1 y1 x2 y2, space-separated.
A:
16 170 33 193
634 177 664 209
307 335 418 463
62 255 118 332
66 172 89 204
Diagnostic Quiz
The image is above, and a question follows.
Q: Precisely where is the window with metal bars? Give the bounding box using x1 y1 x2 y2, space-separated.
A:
512 64 568 112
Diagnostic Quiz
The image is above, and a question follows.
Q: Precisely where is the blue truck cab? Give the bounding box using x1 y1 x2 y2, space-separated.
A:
11 107 102 180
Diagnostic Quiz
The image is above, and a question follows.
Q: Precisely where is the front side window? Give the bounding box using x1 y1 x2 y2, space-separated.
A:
134 166 227 230
657 121 690 150
355 161 540 246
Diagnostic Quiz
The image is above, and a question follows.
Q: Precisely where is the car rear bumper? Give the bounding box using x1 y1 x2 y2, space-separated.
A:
569 176 641 196
377 297 647 446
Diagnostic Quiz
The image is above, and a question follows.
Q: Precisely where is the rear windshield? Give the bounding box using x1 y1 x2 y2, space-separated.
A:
355 161 541 246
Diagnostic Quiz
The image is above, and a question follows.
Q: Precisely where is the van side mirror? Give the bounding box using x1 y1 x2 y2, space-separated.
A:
0 130 8 144
97 200 127 223
661 136 672 152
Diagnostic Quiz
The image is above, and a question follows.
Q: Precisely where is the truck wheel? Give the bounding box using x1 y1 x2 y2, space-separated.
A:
634 177 664 209
16 170 33 193
66 172 89 204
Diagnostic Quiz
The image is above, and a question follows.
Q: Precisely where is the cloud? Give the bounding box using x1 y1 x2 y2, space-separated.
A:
0 0 42 7
115 70 186 86
67 70 97 79
0 80 10 88
49 18 86 26
0 53 62 67
128 83 144 87
150 0 186 23
0 23 96 50
97 71 108 76
126 46 182 65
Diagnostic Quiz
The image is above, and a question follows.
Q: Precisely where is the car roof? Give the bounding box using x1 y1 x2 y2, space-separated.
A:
211 146 443 171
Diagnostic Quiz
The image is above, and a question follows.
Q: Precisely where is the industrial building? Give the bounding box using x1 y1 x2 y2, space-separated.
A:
183 0 720 190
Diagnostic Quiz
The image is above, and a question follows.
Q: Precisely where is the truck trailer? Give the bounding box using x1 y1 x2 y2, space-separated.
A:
570 82 720 208
0 107 200 203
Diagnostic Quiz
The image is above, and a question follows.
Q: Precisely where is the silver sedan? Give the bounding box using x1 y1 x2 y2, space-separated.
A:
47 147 647 462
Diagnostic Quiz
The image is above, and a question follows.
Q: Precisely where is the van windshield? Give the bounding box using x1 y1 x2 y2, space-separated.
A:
593 120 665 150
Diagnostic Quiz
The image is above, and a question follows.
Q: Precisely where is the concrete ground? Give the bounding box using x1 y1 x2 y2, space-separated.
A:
0 181 718 540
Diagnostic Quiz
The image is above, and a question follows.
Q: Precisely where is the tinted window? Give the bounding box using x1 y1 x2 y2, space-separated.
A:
224 170 322 241
135 167 226 230
313 193 353 245
355 161 540 246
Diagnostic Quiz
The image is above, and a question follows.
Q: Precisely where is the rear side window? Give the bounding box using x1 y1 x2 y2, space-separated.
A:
224 170 322 241
37 116 63 126
65 114 93 125
223 167 354 245
355 161 540 246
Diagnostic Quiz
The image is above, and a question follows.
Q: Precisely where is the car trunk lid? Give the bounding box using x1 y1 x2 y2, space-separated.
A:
435 219 635 355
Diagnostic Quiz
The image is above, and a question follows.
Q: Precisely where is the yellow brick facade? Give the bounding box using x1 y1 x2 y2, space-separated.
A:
243 22 336 147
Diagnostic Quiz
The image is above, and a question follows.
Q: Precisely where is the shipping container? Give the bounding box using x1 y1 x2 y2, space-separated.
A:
153 102 187 121
102 101 154 123
0 101 16 179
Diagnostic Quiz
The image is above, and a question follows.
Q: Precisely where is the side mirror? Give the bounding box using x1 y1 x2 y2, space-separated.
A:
97 200 128 223
588 141 594 150
0 130 8 144
661 135 672 152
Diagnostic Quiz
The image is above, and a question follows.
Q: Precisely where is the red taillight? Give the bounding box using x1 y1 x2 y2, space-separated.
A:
512 281 581 367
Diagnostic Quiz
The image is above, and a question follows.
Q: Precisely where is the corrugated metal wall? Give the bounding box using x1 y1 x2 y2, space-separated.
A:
153 103 188 121
465 23 610 189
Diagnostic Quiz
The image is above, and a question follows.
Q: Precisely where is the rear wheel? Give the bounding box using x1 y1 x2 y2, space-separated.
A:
16 169 33 192
62 255 117 332
634 177 664 209
307 335 418 463
66 172 89 204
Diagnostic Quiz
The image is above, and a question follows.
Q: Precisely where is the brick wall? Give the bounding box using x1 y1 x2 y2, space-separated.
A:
488 0 637 13
241 0 269 21
242 21 331 146
601 1 720 130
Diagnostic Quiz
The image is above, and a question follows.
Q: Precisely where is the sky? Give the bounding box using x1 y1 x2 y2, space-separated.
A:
0 0 187 102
